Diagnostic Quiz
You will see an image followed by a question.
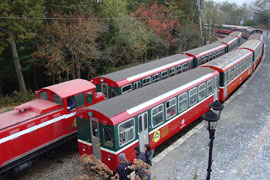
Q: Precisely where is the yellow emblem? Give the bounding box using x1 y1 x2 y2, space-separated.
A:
152 130 161 143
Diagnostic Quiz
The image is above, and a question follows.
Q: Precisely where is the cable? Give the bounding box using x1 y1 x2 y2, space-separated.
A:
0 15 188 20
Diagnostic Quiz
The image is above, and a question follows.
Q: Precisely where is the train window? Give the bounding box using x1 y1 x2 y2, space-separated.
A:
176 65 182 74
76 93 85 107
169 68 176 76
198 83 206 101
53 93 62 106
103 127 113 147
86 91 93 104
161 71 168 79
91 120 99 138
142 77 152 86
144 113 148 130
111 88 117 98
166 98 177 120
207 80 214 96
40 91 48 100
152 73 160 82
189 87 197 107
122 84 132 94
183 63 188 72
189 62 192 69
134 81 141 90
178 92 188 113
118 118 135 147
67 96 76 110
138 116 143 133
151 104 164 128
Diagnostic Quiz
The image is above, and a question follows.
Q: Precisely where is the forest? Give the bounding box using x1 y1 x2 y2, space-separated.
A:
0 0 269 100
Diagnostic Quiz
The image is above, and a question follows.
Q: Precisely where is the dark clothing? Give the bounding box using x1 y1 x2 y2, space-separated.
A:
145 151 152 166
116 162 131 180
136 152 146 162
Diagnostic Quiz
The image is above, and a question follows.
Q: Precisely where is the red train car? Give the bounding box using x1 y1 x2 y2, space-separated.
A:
91 54 194 99
201 49 253 102
239 39 264 71
0 79 104 173
76 67 220 171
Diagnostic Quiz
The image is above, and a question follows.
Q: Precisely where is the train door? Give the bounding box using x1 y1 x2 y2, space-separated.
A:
214 76 219 100
90 118 101 160
138 112 149 152
101 83 108 99
223 72 228 98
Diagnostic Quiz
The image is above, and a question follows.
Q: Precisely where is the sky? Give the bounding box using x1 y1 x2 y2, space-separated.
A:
212 0 254 6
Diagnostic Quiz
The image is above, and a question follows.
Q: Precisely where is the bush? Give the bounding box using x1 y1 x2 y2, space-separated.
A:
0 91 35 111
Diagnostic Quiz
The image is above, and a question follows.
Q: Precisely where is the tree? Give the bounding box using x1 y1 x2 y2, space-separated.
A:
35 18 104 82
253 0 270 26
0 0 45 92
133 2 180 55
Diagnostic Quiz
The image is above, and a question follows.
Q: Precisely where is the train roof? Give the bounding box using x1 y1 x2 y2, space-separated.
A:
97 54 191 82
217 35 238 45
183 42 226 57
201 49 252 71
230 31 242 37
86 67 216 122
41 79 95 98
238 39 262 51
248 33 263 41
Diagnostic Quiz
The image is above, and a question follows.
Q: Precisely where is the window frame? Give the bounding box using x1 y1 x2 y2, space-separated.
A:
198 83 206 101
165 97 177 120
142 77 152 86
189 87 197 107
122 84 133 94
103 127 114 148
178 92 188 113
118 118 135 147
151 104 164 128
207 79 214 96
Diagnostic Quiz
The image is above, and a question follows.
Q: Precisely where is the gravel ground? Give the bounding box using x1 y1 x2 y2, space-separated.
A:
4 142 84 180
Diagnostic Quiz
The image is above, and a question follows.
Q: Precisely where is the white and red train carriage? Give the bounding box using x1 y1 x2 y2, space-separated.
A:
0 79 104 173
76 67 220 171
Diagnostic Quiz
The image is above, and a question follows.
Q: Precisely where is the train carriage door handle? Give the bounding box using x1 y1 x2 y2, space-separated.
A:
96 143 101 148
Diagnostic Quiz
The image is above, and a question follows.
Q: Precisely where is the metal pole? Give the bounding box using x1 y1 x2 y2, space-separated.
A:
206 127 215 180
204 26 207 45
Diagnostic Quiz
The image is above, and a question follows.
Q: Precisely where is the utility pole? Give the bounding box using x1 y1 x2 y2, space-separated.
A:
198 0 203 46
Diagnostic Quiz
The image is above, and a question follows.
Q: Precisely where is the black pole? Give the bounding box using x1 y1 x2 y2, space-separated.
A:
206 126 215 180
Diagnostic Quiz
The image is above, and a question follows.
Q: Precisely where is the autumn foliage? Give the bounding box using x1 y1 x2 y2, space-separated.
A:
133 2 180 46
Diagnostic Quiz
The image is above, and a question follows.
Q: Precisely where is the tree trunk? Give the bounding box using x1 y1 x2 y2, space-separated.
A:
9 33 27 92
76 63 81 79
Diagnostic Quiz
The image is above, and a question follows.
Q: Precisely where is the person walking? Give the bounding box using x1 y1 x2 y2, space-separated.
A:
134 146 146 162
144 144 152 166
116 153 131 180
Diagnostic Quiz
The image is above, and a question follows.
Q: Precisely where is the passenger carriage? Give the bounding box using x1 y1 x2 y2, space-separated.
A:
0 79 104 173
201 49 253 102
183 42 227 66
91 54 194 99
251 29 263 34
239 39 264 71
76 67 220 171
217 33 241 52
248 33 263 41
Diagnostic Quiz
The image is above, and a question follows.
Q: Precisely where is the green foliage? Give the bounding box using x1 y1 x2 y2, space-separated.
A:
0 0 45 43
0 91 35 111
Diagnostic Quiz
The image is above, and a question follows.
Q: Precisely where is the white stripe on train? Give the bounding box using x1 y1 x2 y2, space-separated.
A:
126 73 214 115
0 112 76 145
126 58 191 82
